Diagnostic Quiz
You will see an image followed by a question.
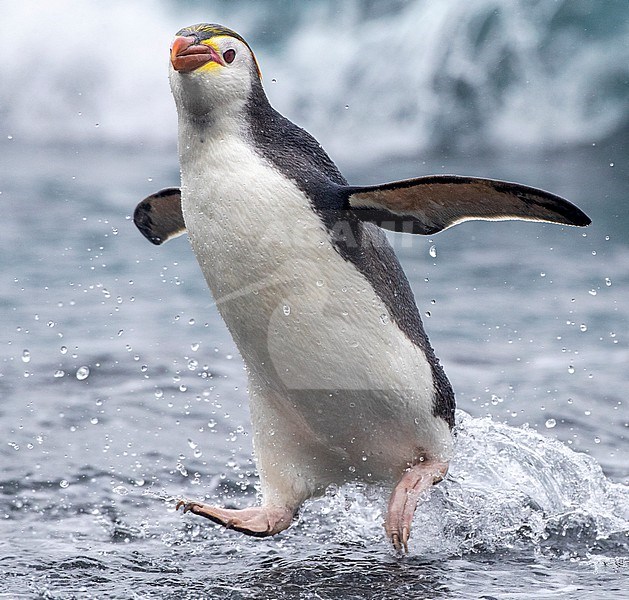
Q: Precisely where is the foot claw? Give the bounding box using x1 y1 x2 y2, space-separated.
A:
389 529 409 553
401 526 409 554
384 460 449 553
175 500 199 514
172 500 295 538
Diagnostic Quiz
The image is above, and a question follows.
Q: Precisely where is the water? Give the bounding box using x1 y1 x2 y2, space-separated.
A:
1 1 628 598
1 0 628 160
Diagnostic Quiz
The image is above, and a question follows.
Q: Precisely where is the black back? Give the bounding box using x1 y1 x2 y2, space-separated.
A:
243 78 456 428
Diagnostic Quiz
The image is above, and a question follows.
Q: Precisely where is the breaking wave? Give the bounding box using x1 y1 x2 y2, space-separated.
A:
1 0 627 162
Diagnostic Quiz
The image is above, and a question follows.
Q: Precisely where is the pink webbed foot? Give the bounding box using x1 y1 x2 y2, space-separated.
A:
384 460 448 553
176 500 295 538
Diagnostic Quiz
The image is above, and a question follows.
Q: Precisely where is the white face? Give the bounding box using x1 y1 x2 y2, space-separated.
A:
169 27 261 119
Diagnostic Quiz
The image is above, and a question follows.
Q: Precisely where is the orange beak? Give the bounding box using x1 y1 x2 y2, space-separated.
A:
170 36 220 73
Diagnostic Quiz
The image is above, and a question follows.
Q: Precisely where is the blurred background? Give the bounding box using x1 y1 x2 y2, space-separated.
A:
1 0 627 160
0 1 627 597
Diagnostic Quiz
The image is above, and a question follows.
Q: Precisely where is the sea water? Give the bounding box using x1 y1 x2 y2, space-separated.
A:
1 1 627 598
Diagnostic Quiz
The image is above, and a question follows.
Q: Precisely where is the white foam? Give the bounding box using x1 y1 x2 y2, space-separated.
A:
1 0 626 162
302 410 629 556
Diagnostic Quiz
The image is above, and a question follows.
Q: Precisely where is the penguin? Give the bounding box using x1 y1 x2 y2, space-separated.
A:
133 23 590 552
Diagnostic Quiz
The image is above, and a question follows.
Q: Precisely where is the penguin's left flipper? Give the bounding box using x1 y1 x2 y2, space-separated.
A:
346 175 591 235
134 187 185 245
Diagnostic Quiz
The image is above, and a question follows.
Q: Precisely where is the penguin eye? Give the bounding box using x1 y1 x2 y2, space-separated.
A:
223 49 236 64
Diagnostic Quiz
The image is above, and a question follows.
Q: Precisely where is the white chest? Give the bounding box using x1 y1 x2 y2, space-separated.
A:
180 127 322 302
178 125 449 468
181 131 419 381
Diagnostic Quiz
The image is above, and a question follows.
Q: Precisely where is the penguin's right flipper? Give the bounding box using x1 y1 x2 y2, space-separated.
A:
134 188 186 245
346 175 591 235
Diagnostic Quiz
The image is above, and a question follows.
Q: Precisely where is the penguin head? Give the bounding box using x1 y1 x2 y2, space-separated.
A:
169 24 262 118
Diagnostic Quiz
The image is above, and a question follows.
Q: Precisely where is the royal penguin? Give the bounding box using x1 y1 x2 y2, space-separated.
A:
133 23 590 551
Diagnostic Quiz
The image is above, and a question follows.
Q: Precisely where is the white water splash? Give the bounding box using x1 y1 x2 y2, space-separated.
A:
301 410 628 557
416 410 629 556
0 0 626 162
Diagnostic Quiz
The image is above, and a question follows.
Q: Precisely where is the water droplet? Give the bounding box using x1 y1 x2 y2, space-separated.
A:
113 485 128 495
154 388 163 399
76 366 90 380
90 417 99 425
188 318 195 325
316 279 324 287
545 418 556 429
21 350 31 363
579 324 588 332
187 359 198 371
429 245 437 258
379 313 389 325
588 289 597 296
325 483 339 497
59 480 69 488
187 439 198 450
605 278 612 287
191 342 200 352
282 304 291 316
568 365 575 374
594 436 601 444
60 346 68 354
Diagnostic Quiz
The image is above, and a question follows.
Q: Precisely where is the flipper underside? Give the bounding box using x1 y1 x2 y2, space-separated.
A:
133 187 185 245
133 176 590 245
345 175 591 234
